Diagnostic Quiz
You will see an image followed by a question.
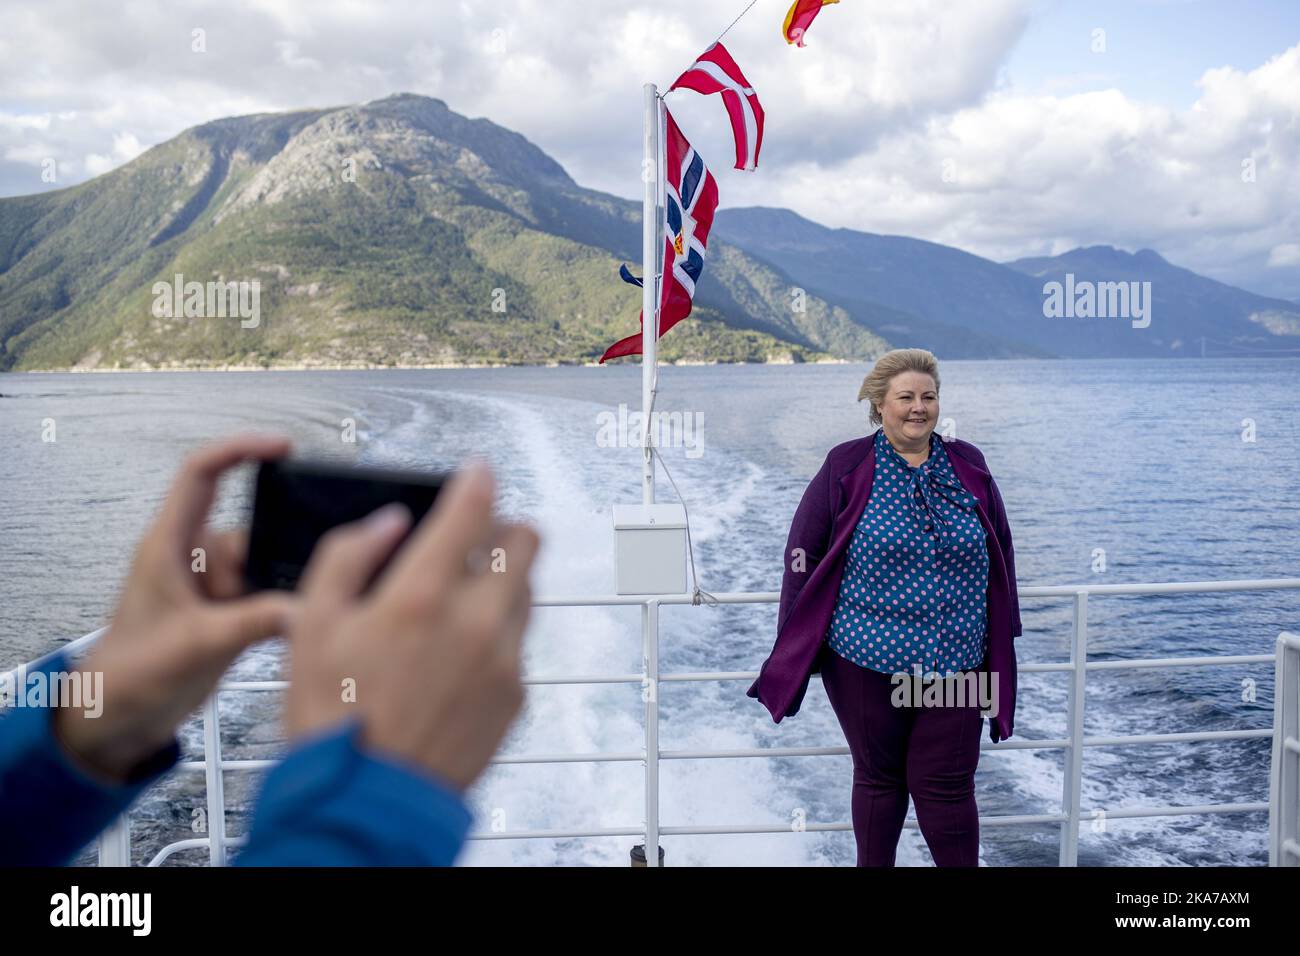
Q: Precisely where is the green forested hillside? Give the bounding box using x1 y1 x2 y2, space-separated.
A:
0 94 893 370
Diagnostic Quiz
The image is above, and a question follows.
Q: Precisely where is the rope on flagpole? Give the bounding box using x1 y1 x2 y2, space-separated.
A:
649 443 719 607
713 0 760 45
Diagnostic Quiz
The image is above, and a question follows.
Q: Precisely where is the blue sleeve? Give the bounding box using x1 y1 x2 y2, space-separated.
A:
235 719 474 867
0 651 180 866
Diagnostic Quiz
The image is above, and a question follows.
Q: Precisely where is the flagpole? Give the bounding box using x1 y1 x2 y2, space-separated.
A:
640 82 660 506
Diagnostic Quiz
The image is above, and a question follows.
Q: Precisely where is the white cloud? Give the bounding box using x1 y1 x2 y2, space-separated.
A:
0 0 1295 298
722 43 1300 298
1268 243 1300 268
83 131 145 178
110 131 144 161
82 151 116 177
0 112 53 132
275 40 323 71
4 142 55 165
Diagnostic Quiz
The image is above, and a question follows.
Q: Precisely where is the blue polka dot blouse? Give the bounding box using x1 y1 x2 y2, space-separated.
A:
827 429 990 678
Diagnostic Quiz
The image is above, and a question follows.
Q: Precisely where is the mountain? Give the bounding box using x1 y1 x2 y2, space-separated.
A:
0 94 889 370
1005 245 1300 353
2 94 1296 370
713 208 1300 359
712 207 1049 358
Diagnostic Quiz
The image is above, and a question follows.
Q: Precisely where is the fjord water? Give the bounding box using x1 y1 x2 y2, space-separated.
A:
1 359 1297 866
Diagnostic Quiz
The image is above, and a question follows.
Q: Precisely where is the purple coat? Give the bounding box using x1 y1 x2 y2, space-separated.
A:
747 428 1023 743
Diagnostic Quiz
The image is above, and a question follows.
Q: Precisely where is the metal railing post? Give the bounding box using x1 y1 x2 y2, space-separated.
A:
643 599 661 866
1060 590 1088 866
97 815 132 866
1269 631 1300 866
40 577 1300 867
202 693 228 867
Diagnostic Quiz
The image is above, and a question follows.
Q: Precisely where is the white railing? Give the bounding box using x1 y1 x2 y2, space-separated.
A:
30 578 1300 867
1272 629 1300 866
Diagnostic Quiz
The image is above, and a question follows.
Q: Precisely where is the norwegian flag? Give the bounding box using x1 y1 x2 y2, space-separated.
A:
669 42 765 171
600 109 719 363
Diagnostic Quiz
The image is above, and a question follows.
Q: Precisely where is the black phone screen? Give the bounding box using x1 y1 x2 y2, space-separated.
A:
245 459 447 591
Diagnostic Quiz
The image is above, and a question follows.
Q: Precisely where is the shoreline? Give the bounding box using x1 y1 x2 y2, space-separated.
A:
5 356 857 374
6 355 1294 375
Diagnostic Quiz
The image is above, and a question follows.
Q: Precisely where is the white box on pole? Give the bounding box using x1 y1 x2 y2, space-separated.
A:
612 503 687 595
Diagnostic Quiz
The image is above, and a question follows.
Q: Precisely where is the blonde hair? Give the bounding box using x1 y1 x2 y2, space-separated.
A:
857 348 941 426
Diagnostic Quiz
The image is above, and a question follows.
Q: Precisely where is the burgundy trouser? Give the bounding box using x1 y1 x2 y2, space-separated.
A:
819 647 985 866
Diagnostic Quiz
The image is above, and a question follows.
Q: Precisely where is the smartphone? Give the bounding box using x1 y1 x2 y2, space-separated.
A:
245 458 448 591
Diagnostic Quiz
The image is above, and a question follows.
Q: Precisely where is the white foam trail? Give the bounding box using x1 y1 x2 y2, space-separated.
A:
407 390 830 865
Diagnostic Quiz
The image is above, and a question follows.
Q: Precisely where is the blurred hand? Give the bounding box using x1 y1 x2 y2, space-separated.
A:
285 459 539 792
54 434 297 783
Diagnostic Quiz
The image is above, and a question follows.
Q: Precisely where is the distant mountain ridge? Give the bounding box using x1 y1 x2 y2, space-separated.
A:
1 94 1296 370
1006 245 1300 345
712 208 1300 359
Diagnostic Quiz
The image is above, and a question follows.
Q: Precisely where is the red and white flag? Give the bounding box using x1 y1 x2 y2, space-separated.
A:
669 42 765 171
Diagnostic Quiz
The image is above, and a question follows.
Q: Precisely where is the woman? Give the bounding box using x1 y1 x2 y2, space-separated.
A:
747 348 1021 866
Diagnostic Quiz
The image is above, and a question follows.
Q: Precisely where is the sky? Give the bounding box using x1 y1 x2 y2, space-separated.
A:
1 0 1298 300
